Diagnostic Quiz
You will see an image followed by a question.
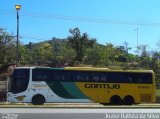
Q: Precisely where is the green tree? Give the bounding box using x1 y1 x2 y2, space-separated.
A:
68 27 96 62
84 45 101 66
123 42 132 54
150 51 160 70
115 46 128 62
105 43 118 65
33 43 53 65
139 45 151 68
59 47 76 66
0 28 16 66
19 44 34 65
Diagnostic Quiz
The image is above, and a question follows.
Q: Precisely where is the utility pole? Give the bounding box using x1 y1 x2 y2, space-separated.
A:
134 27 139 54
15 5 21 66
136 28 139 48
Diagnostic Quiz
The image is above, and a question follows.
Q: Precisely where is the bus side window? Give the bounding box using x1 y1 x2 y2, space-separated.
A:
51 71 56 81
52 70 72 82
73 71 83 82
144 73 152 84
52 70 63 81
134 73 143 83
129 73 137 83
85 75 90 82
109 72 122 83
32 69 39 81
76 76 83 81
72 71 90 82
146 77 152 83
38 74 47 81
98 72 108 82
91 73 99 82
83 71 90 82
33 69 51 81
64 71 72 81
44 70 50 81
60 71 66 81
135 74 141 83
126 73 133 83
138 78 142 83
128 77 133 83
120 73 129 83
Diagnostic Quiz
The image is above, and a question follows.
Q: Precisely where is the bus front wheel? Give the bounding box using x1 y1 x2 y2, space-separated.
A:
32 94 45 105
110 95 122 105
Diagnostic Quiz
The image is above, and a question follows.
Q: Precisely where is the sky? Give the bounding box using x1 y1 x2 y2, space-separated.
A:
1 0 160 52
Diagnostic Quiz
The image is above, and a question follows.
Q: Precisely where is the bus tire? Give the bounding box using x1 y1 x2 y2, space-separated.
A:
32 94 45 105
110 95 122 105
123 95 134 105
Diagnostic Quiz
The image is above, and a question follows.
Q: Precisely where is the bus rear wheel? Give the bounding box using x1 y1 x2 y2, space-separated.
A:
32 94 45 105
123 96 134 105
110 95 122 105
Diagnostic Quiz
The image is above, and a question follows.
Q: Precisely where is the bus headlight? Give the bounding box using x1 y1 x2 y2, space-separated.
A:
7 92 12 102
7 93 11 97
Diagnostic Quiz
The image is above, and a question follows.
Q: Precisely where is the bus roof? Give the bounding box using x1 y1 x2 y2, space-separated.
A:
64 67 154 73
15 66 154 73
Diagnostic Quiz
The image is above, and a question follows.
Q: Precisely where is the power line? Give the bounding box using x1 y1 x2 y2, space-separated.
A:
1 10 160 26
0 10 15 15
11 34 49 41
22 11 160 26
21 36 49 41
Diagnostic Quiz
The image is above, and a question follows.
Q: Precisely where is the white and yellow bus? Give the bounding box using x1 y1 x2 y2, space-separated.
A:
7 67 156 105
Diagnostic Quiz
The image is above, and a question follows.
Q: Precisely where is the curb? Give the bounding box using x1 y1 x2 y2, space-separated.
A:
0 103 160 108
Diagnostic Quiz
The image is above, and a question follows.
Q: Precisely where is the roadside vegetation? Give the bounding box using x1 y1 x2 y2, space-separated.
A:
1 27 160 83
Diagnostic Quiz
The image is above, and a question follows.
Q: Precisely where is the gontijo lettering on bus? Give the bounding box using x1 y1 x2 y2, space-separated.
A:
85 83 120 89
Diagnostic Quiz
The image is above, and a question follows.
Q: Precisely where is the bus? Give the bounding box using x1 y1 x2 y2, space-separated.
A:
7 67 156 105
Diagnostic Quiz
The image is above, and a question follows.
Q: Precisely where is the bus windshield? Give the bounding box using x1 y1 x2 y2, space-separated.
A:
8 69 30 94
